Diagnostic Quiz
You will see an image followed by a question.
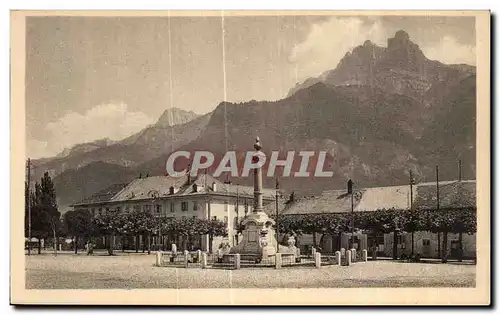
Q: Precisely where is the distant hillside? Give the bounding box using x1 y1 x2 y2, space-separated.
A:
55 138 116 159
53 161 137 213
31 111 210 182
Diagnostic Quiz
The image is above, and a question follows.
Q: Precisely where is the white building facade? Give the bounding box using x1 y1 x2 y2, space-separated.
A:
71 174 277 252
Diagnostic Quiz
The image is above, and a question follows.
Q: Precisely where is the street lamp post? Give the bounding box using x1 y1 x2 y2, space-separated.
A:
26 158 32 256
348 179 354 249
235 185 239 245
150 191 161 251
275 177 280 253
410 170 414 257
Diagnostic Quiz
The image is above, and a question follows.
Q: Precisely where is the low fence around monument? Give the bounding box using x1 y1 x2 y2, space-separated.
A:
155 247 367 269
211 254 238 270
316 248 368 266
159 251 186 267
239 254 275 268
157 250 206 268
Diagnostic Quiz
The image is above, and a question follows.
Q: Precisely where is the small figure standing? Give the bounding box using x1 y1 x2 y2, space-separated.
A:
86 241 94 255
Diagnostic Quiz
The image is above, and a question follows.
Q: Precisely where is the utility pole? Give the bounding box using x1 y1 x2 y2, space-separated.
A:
275 177 280 253
457 159 464 261
410 170 414 257
458 159 462 182
158 199 162 251
235 185 239 245
348 179 354 249
436 165 441 259
27 158 31 256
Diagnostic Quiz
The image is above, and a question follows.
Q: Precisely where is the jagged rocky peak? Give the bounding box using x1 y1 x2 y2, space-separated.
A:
363 39 374 46
388 30 411 46
155 107 200 128
386 29 426 62
340 40 385 64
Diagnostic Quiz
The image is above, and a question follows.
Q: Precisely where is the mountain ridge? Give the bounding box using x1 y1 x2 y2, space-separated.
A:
30 30 475 212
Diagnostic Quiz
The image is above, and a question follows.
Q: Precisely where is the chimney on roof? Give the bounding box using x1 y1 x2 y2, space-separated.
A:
186 160 192 185
212 182 217 192
139 173 142 179
347 179 353 194
224 174 231 184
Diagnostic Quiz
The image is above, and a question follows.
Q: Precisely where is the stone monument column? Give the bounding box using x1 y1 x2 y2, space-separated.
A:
229 136 277 259
253 136 264 213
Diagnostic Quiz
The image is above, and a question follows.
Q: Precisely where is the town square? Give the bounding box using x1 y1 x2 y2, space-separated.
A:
26 250 476 289
14 10 489 306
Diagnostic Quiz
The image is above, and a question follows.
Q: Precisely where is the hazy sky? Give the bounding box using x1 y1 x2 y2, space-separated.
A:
26 14 476 159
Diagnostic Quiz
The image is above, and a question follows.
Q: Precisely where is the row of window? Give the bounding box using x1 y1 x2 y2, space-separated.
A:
88 201 200 216
223 201 251 214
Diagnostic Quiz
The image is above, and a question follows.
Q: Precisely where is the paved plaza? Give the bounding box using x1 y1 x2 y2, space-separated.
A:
24 251 476 289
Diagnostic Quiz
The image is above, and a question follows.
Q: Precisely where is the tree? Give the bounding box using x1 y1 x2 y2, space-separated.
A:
93 208 124 255
158 217 226 252
121 209 156 254
276 213 351 251
370 209 407 259
63 209 96 254
205 218 227 253
26 172 61 254
423 208 476 262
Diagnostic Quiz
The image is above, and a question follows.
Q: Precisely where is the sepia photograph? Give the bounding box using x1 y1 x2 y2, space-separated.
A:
10 10 490 305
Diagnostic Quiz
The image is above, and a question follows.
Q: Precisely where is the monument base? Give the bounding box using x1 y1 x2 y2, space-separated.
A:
229 211 277 258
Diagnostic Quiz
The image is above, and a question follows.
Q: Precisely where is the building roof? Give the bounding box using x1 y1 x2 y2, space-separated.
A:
75 173 276 206
262 194 291 216
282 180 476 215
110 175 188 202
77 183 129 205
413 180 476 210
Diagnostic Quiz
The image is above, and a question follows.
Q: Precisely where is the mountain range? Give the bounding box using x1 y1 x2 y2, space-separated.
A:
30 30 476 212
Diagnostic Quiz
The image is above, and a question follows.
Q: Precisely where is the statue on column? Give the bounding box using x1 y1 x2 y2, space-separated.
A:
229 136 277 259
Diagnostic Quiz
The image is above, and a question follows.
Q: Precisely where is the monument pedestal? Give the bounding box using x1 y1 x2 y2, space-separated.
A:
229 211 276 259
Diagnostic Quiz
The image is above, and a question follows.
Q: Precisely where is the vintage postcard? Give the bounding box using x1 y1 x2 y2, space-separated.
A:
11 10 490 305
